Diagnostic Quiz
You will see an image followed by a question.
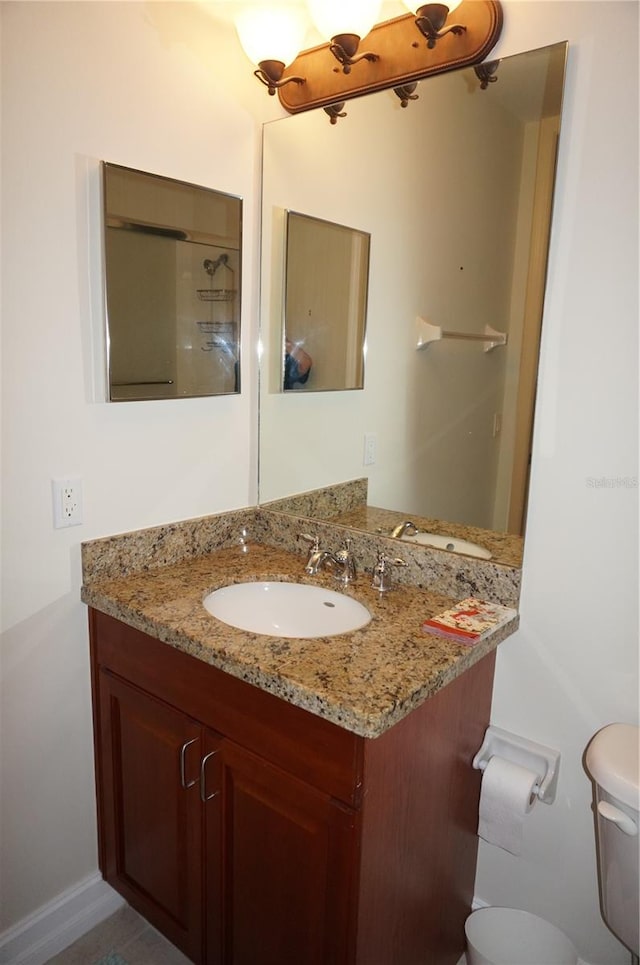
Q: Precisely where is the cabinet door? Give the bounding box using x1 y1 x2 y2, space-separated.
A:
96 669 205 962
205 736 357 965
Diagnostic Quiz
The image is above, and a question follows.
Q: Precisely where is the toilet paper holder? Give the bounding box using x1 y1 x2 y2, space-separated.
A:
472 726 561 805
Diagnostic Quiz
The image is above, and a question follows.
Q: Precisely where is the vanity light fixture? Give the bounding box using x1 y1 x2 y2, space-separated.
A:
235 1 503 117
324 102 348 124
308 0 381 75
475 59 500 88
393 83 419 108
401 0 466 50
234 4 307 95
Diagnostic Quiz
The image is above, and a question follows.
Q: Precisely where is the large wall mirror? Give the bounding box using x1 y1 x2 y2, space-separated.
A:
259 42 567 566
103 163 242 401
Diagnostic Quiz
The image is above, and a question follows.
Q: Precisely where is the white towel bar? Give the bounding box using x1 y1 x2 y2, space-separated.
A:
416 316 507 353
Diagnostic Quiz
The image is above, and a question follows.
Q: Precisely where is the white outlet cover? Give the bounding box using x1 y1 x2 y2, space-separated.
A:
52 477 83 528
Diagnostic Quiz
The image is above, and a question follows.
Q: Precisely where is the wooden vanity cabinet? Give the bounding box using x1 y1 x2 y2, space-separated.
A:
89 608 495 965
96 670 205 960
208 737 357 965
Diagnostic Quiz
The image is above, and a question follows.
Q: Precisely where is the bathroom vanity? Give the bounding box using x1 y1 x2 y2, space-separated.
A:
83 515 519 965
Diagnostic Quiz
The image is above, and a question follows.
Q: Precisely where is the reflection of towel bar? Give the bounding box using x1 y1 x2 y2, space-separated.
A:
416 317 507 353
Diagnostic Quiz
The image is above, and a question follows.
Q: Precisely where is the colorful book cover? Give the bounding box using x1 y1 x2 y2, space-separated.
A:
422 597 517 644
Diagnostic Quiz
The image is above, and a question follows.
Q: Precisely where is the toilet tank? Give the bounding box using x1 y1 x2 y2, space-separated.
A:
585 723 639 956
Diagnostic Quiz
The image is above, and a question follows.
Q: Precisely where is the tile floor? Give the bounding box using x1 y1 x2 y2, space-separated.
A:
44 903 471 964
45 904 191 965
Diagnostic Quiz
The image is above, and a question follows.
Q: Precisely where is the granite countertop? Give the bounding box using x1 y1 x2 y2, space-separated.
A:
332 505 524 569
81 541 519 739
262 479 524 569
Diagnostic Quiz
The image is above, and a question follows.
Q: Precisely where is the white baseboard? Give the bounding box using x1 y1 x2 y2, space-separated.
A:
0 883 486 965
471 896 490 911
0 872 124 965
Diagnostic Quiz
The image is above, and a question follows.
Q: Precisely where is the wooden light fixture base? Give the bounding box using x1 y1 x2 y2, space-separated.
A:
277 0 503 114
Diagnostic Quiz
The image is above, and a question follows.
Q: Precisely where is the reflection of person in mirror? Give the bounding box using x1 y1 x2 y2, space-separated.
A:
284 339 312 390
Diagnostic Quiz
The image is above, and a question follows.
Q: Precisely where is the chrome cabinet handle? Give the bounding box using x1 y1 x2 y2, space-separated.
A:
598 800 638 836
200 750 220 802
179 738 199 789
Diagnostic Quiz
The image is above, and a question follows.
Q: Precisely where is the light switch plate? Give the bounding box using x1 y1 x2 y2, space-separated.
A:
363 433 377 466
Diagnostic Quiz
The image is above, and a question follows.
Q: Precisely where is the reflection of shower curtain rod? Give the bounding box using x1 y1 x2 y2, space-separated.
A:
415 317 507 353
112 380 174 386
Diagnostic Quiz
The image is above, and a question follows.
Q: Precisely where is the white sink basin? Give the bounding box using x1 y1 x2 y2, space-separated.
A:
400 532 492 560
203 581 371 639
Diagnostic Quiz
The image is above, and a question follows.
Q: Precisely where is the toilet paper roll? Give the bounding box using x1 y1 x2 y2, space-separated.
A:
477 755 538 856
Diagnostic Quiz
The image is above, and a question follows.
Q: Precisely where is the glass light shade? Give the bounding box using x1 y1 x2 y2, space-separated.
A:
401 0 463 12
308 0 382 41
235 5 307 67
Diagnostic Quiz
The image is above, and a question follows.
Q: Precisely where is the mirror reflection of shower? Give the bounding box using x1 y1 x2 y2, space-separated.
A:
197 254 240 393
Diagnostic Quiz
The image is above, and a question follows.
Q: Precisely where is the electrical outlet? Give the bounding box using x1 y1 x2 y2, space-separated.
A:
52 478 83 528
363 433 377 466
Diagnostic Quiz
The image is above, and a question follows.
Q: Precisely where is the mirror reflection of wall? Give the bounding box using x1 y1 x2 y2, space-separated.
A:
103 163 242 402
259 42 567 547
283 212 370 392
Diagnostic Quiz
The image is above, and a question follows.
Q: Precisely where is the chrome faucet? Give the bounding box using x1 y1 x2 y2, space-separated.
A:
390 520 419 539
305 548 339 575
299 535 357 584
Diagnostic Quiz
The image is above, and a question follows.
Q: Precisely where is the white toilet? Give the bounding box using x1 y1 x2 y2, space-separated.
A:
585 722 639 957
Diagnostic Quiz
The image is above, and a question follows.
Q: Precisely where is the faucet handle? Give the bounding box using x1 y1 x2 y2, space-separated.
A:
238 526 250 554
371 552 408 592
334 538 357 584
298 532 320 565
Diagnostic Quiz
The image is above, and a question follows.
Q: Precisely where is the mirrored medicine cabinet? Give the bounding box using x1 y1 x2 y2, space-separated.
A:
258 42 568 564
283 211 370 392
102 163 242 402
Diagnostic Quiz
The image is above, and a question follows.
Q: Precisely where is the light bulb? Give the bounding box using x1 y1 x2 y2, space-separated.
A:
401 0 463 12
308 0 382 41
235 5 307 68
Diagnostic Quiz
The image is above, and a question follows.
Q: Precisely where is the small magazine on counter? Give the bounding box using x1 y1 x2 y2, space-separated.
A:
422 597 517 644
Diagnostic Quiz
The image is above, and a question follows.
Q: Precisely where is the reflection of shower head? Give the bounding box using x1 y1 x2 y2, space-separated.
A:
203 254 229 276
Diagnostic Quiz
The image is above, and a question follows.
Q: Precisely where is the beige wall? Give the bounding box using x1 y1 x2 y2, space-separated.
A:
477 4 638 963
1 3 637 964
0 0 263 930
